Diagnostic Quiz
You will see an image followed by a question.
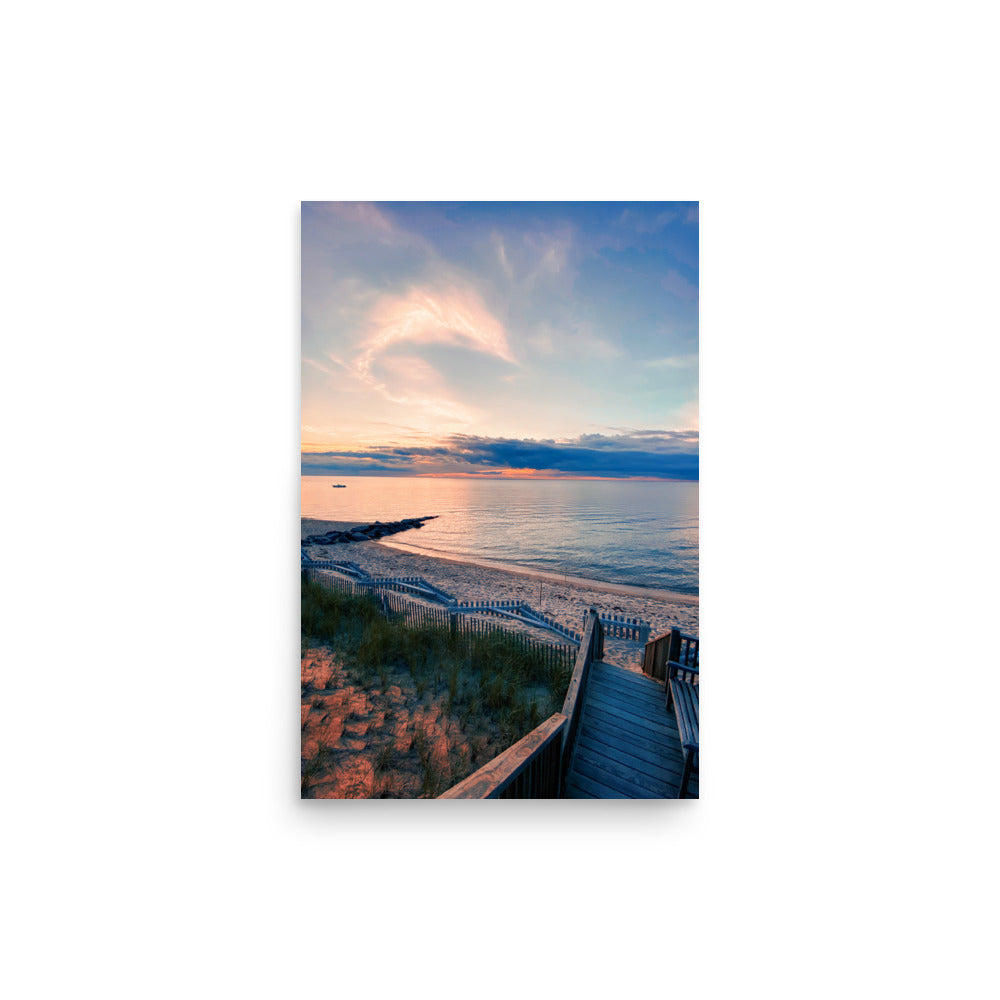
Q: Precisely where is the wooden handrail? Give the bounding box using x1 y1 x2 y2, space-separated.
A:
559 609 603 787
438 610 605 798
642 627 699 680
437 713 567 798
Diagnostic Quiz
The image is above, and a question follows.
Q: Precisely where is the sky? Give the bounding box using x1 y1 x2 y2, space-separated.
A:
301 202 698 480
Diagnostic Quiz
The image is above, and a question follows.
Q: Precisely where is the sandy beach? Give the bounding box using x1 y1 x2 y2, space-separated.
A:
301 515 699 797
302 517 698 673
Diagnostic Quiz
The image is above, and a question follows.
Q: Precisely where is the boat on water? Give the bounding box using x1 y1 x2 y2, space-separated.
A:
331 484 346 488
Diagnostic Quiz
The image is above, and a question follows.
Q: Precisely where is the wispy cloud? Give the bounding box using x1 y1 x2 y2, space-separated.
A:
307 201 423 249
356 286 516 379
661 268 698 304
523 230 572 280
304 357 338 376
616 208 677 234
524 320 620 360
643 354 698 369
491 230 514 279
366 355 480 423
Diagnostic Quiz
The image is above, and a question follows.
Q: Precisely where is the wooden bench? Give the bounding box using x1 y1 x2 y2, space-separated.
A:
667 661 699 798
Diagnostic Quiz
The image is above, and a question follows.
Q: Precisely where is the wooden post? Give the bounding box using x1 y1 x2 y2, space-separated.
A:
667 628 682 667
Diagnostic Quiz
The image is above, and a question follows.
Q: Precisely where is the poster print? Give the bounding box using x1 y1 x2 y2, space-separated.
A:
301 202 699 798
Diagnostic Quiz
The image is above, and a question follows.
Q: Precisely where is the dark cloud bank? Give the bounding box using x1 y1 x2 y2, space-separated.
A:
302 432 698 480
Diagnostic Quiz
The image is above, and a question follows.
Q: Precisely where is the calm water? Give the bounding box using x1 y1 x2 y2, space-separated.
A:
301 475 698 595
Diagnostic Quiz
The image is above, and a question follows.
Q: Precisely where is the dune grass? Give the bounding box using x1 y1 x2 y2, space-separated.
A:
301 578 573 795
303 579 572 719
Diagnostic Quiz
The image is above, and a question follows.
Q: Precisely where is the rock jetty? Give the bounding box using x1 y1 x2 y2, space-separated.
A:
303 516 438 546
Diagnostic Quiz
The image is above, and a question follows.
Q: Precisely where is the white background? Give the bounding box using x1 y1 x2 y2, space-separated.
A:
3 3 997 998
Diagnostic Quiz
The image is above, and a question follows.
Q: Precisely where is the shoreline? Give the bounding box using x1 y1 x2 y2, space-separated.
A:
302 518 699 671
376 537 699 605
301 517 698 606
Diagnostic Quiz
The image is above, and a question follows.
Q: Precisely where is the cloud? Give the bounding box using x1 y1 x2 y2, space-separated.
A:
523 230 572 277
574 429 699 451
643 354 698 369
305 201 421 249
491 231 514 279
367 355 480 424
525 320 621 360
302 430 698 480
355 285 516 380
523 323 556 355
661 268 698 304
303 357 338 376
575 328 622 360
671 400 699 431
302 203 700 469
616 208 677 234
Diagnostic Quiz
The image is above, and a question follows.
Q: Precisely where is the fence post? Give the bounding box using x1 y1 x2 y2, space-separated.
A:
589 607 604 661
667 627 682 665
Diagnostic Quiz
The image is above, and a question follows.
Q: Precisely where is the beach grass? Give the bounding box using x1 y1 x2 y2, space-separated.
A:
301 577 572 797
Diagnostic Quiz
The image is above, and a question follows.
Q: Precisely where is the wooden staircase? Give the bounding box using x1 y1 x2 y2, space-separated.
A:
563 660 697 798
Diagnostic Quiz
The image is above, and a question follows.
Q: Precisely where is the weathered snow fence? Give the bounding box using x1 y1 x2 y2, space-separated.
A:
582 611 651 643
302 551 652 648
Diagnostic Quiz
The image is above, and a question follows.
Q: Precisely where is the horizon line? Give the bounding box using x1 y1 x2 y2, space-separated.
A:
301 471 698 483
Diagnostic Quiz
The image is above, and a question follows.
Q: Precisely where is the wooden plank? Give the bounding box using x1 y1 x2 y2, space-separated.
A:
669 676 699 749
561 612 598 721
594 660 664 691
593 659 664 682
587 678 671 719
573 745 672 797
588 672 668 703
580 725 684 771
559 611 602 787
580 712 681 754
581 730 684 783
586 683 677 723
642 632 671 679
574 735 690 799
582 691 677 738
562 778 597 799
564 769 630 799
591 677 667 712
590 670 672 699
576 731 685 783
571 755 663 799
580 706 680 754
591 663 667 694
678 752 699 799
590 671 667 708
584 705 679 749
563 650 697 799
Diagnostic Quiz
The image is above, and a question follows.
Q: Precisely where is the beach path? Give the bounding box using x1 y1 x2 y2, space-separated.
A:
564 661 697 799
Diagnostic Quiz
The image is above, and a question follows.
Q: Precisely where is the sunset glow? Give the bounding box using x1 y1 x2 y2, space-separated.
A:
302 202 698 480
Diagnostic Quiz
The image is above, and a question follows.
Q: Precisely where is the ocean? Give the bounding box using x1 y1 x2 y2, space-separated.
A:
301 475 699 596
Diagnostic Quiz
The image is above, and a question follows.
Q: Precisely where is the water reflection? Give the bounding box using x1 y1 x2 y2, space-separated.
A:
301 475 698 593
